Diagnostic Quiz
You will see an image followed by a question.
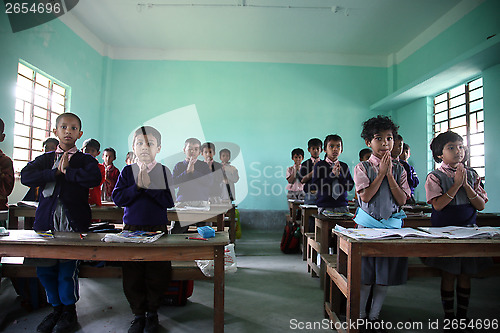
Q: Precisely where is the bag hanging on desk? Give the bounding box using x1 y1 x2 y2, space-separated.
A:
280 221 301 254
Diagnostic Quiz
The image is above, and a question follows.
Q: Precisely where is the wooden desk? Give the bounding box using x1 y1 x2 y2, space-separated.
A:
288 199 304 222
8 204 236 242
299 204 317 260
328 232 500 333
0 230 229 333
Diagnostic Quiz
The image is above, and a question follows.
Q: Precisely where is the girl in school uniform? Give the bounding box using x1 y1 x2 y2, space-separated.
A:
424 131 490 330
353 116 411 331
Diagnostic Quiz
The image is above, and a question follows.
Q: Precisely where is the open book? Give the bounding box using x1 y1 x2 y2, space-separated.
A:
322 210 354 218
101 230 164 243
334 225 442 240
16 201 39 208
419 226 500 239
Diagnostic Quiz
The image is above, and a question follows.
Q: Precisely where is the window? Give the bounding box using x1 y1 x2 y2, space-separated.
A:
433 77 485 179
13 61 69 173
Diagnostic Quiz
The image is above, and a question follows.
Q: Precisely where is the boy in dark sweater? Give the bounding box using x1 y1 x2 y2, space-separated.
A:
20 113 102 333
112 126 175 333
201 142 223 203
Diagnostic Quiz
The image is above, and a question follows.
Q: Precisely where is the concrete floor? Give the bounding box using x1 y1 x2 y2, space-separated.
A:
0 230 499 332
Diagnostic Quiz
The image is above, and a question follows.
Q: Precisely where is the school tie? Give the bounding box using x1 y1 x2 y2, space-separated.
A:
42 153 62 198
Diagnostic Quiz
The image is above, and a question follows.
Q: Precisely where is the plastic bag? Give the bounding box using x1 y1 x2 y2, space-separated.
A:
196 244 237 277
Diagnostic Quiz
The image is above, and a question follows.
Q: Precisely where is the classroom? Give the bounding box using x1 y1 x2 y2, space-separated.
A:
1 0 500 332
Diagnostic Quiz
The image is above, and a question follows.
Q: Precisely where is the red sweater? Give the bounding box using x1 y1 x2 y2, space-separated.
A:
89 163 105 206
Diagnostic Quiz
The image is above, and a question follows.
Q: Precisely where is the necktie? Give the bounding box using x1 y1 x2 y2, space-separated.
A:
42 154 62 197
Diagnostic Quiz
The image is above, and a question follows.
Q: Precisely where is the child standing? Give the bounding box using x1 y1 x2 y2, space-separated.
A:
219 148 239 202
101 147 120 201
82 138 105 207
298 138 323 205
312 134 354 214
0 118 14 214
400 142 419 204
424 131 489 328
285 148 305 199
201 142 223 204
112 126 175 333
353 115 411 327
20 113 102 333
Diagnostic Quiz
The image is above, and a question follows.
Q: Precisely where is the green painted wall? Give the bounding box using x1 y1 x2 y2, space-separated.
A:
105 61 387 210
394 0 500 92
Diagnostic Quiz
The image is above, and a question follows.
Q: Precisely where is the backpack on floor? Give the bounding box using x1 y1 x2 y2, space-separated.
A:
280 222 301 254
163 280 194 306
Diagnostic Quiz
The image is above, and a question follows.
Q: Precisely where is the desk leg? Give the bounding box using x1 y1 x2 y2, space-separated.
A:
217 214 224 232
346 242 361 333
228 207 235 244
319 219 329 290
8 213 19 230
301 210 309 261
214 245 225 333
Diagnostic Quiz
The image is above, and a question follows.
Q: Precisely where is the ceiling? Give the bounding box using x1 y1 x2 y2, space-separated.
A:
61 0 483 66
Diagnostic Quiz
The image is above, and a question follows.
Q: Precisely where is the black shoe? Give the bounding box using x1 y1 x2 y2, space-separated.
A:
144 313 159 333
37 307 63 333
53 309 78 333
129 316 146 333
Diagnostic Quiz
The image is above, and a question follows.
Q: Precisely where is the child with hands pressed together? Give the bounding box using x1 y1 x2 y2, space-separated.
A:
298 138 323 205
353 116 411 331
285 148 305 200
112 126 175 333
424 131 489 330
20 113 102 333
219 148 239 202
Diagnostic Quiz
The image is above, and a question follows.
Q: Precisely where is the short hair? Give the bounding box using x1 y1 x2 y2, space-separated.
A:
134 126 161 146
0 118 4 133
56 113 82 130
359 148 372 160
291 148 304 158
430 131 463 163
360 115 399 141
323 134 343 151
103 147 116 159
395 134 403 141
307 138 322 149
219 148 231 157
43 138 59 147
201 142 216 152
82 138 100 151
184 137 201 148
403 143 410 151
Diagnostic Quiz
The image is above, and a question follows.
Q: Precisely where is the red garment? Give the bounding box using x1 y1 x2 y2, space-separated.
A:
88 163 105 206
101 163 120 201
0 149 15 210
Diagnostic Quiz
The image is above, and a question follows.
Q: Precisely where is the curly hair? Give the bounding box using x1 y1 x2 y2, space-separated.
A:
360 115 399 141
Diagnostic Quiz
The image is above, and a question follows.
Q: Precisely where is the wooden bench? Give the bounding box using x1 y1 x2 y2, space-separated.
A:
306 232 321 278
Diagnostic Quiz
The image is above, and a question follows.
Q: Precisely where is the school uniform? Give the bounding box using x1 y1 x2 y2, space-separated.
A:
112 161 175 315
285 165 304 199
21 147 102 307
88 162 105 206
221 162 239 201
172 159 211 202
101 163 120 201
424 163 491 275
298 157 320 204
353 154 411 285
399 159 419 202
206 160 224 202
0 149 14 211
312 157 354 211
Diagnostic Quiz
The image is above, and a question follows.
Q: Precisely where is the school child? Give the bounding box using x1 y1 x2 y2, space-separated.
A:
219 148 239 202
172 137 211 206
201 142 224 203
286 148 305 199
359 148 372 162
424 131 489 328
20 113 102 333
298 138 323 205
0 118 14 214
82 138 105 207
101 147 120 201
391 134 404 160
125 151 136 165
353 115 411 327
312 135 354 214
112 126 175 333
400 142 419 204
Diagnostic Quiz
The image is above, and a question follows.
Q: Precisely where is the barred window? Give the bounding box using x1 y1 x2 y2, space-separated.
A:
13 61 69 173
433 77 484 179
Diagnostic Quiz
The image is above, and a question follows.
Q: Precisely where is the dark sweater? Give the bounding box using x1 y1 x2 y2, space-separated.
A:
112 163 175 226
172 159 211 202
312 160 354 208
298 158 318 193
20 151 102 232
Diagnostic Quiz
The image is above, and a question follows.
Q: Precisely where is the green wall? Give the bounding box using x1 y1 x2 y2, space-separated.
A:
105 60 387 210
